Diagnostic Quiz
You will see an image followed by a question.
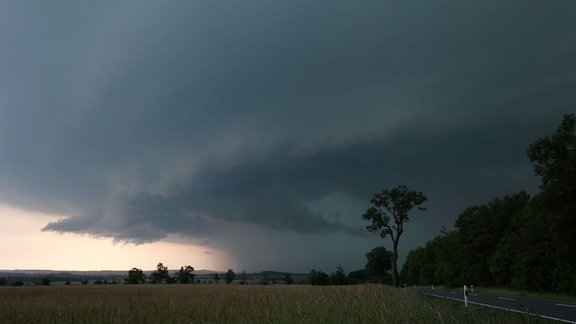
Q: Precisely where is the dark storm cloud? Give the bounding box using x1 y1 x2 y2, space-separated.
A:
1 0 574 270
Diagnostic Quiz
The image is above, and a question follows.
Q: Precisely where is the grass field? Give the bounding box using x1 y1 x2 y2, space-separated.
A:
0 284 555 323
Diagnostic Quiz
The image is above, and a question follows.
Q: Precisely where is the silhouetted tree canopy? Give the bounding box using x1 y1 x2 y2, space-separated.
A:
365 246 393 284
402 114 576 294
309 269 330 286
125 268 146 284
224 269 236 284
149 262 171 284
174 265 195 284
362 185 426 287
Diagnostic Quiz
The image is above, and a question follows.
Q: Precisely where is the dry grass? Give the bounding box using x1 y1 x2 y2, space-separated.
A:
0 284 554 323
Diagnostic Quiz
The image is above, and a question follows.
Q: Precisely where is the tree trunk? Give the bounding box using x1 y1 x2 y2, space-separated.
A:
392 239 399 287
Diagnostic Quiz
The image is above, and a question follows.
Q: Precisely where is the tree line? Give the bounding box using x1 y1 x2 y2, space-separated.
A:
401 114 576 294
125 263 233 285
309 246 397 286
124 263 295 285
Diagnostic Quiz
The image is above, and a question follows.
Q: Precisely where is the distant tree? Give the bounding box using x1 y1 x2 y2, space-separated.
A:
81 280 89 285
239 270 247 285
150 262 171 284
330 265 347 285
284 273 293 285
0 277 6 286
225 269 236 284
309 269 330 286
41 278 50 286
13 281 24 287
347 269 367 284
174 265 195 284
212 273 220 283
64 280 71 285
125 268 146 284
362 185 427 287
365 246 393 284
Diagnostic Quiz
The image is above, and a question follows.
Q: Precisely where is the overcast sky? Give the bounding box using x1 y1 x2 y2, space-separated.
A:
0 1 574 273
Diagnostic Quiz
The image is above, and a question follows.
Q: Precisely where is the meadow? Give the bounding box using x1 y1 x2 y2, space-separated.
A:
0 284 554 323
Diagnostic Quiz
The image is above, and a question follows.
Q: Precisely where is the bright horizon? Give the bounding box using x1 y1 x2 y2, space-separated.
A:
0 204 231 272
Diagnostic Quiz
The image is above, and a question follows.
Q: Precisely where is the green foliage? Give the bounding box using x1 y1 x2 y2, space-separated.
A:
309 269 330 286
150 262 171 284
174 265 195 284
284 273 293 285
402 114 576 294
400 246 436 286
0 277 6 286
527 113 576 264
330 266 347 285
125 268 146 284
362 185 427 287
527 113 576 201
455 192 530 286
224 269 236 284
364 246 393 284
212 273 220 283
40 278 50 286
347 269 366 284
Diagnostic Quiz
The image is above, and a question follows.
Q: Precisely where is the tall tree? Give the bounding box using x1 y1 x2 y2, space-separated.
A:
521 114 576 293
330 265 347 285
527 113 576 262
174 265 195 284
527 114 576 202
125 268 146 284
150 262 171 284
284 273 293 285
309 269 330 286
224 269 236 284
362 185 427 287
455 192 530 286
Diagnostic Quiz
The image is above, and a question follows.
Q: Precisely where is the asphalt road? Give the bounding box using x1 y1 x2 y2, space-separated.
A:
419 287 576 323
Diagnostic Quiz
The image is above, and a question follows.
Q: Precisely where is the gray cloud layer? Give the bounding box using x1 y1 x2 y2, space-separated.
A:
1 0 574 271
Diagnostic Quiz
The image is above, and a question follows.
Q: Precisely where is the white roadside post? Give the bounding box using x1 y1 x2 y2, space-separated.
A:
464 285 469 307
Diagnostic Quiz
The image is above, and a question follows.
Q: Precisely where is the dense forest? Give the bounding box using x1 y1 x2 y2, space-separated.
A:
401 114 576 294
